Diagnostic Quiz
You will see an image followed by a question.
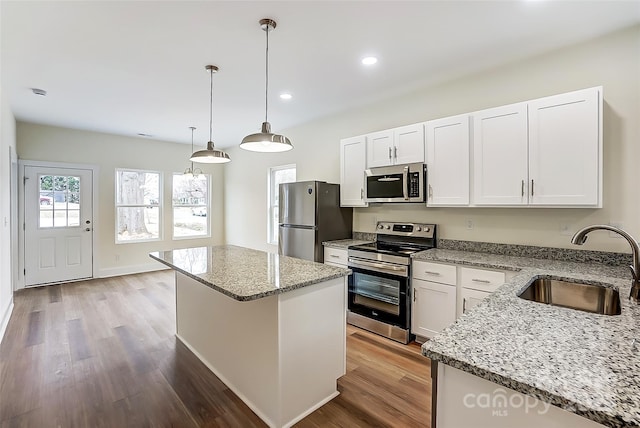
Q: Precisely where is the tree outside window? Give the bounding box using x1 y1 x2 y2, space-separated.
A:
172 174 210 239
268 165 296 245
115 169 161 243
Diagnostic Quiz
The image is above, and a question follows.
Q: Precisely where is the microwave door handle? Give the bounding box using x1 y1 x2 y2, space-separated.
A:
403 166 409 200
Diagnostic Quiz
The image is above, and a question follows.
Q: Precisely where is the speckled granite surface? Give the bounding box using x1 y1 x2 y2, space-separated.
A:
150 245 350 302
417 249 640 428
322 239 373 249
353 231 376 241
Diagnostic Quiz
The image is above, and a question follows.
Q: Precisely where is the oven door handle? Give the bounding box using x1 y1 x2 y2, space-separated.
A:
348 258 408 277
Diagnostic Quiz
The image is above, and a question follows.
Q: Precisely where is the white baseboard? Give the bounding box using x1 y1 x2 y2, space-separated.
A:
0 301 14 345
97 262 169 278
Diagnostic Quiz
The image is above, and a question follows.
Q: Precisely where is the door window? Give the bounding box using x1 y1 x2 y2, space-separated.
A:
39 175 81 228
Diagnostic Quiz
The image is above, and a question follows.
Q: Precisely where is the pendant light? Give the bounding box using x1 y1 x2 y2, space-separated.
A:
240 18 293 153
190 65 231 164
184 126 203 177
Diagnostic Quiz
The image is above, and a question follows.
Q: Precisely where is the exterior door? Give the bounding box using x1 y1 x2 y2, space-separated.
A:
24 166 93 286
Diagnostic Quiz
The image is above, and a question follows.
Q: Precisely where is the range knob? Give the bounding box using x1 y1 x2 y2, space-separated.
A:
424 227 430 232
385 225 391 230
378 224 384 230
416 226 422 232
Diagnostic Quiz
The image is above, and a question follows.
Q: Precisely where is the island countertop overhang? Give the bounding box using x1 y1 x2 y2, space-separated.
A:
150 245 350 302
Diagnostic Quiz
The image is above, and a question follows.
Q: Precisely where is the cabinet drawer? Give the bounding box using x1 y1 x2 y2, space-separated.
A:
460 267 505 292
324 247 348 266
412 261 456 285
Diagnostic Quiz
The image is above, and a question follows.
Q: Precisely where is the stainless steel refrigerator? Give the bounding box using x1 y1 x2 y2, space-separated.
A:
278 181 353 263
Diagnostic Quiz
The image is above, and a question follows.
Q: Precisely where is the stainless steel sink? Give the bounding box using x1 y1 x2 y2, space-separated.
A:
518 278 621 315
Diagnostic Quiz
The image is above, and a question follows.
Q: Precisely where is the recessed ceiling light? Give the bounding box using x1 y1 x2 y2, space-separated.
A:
361 57 378 66
31 88 47 96
280 93 292 100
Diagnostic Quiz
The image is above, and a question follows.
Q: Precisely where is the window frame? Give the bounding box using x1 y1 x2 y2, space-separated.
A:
171 173 212 240
267 164 296 245
114 168 163 244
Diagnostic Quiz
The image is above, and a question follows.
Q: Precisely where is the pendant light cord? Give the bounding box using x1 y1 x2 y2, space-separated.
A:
190 126 195 171
209 68 214 142
265 24 269 123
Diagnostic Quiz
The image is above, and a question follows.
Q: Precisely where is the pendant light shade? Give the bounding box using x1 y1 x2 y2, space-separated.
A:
240 18 293 153
191 65 231 164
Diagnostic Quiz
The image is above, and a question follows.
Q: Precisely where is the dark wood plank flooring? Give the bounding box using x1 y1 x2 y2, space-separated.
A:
0 271 430 427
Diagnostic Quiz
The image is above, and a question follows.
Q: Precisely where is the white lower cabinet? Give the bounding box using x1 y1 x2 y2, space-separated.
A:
412 278 457 339
323 247 348 267
412 260 515 338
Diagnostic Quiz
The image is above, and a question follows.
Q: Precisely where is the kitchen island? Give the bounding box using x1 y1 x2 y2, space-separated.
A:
150 245 351 428
418 248 640 428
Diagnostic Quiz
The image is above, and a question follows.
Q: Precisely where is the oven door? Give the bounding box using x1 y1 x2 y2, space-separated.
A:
347 260 410 329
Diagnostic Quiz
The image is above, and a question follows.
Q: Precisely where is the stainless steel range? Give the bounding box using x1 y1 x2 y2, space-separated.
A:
348 221 437 344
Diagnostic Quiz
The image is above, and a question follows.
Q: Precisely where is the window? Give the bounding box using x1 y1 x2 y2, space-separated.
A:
267 164 296 245
172 173 210 239
115 169 161 243
38 174 80 228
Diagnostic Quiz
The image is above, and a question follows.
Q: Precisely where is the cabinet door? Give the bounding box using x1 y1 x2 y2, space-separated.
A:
461 288 490 316
366 130 394 168
340 136 368 207
394 123 425 164
425 114 470 206
411 279 456 339
473 103 528 205
323 247 348 267
528 87 601 206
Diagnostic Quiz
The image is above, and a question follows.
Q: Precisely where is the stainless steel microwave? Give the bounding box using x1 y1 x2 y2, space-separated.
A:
364 163 427 203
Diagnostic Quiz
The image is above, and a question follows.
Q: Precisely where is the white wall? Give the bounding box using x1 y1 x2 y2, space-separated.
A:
1 88 17 340
224 25 640 254
16 123 226 282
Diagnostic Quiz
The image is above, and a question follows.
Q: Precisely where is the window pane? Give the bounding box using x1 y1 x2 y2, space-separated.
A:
173 207 208 238
172 174 208 206
268 166 296 245
39 175 82 229
53 210 68 227
117 207 159 241
116 170 160 205
68 210 80 227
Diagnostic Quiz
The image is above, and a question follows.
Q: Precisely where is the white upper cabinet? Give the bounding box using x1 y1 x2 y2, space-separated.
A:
425 114 470 206
473 103 529 205
340 136 368 207
528 87 601 206
366 123 424 168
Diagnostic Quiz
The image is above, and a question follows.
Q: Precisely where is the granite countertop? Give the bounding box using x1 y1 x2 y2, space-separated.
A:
150 245 350 302
322 239 373 249
417 249 640 428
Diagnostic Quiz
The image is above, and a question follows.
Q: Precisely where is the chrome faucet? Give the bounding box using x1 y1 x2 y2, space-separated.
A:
571 224 640 301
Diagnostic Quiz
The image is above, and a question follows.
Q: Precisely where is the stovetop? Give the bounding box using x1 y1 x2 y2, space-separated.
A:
348 222 437 258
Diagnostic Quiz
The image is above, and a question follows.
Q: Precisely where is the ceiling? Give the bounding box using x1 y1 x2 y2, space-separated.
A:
2 1 639 149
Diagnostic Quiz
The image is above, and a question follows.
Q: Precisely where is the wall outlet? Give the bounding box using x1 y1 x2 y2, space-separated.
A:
609 221 623 238
559 223 573 236
466 218 474 230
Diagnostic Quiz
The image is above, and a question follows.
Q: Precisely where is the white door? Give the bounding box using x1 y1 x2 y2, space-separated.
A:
24 166 93 286
340 136 368 207
393 123 425 165
425 114 470 206
473 103 529 205
411 278 457 339
366 130 394 168
528 87 601 206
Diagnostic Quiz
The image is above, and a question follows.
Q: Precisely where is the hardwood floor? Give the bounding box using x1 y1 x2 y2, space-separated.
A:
0 271 431 427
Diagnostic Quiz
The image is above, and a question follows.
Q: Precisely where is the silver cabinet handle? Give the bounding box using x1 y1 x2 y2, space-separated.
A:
531 179 534 196
472 278 491 284
330 254 340 258
388 147 392 160
521 180 525 197
424 271 441 276
413 288 416 302
463 298 467 313
428 184 433 200
394 146 398 159
360 188 364 199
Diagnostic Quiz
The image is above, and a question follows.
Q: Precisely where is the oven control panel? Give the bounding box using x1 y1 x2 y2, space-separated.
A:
376 222 436 238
